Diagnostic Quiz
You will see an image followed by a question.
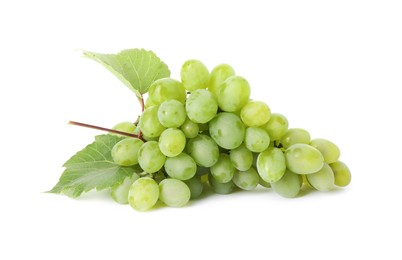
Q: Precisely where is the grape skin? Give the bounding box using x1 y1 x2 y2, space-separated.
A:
208 174 234 194
148 78 187 105
330 161 352 187
279 128 311 149
184 177 204 199
210 153 235 183
233 167 259 191
181 59 209 91
138 141 166 173
310 138 340 164
257 147 286 183
186 89 218 124
229 144 253 171
187 134 219 167
159 179 191 207
271 170 303 198
208 64 235 97
111 138 144 166
306 163 335 192
209 112 245 150
217 75 250 112
244 127 270 153
180 118 199 138
285 144 324 175
263 113 288 141
164 153 197 180
139 106 166 138
128 177 159 211
240 101 271 127
157 100 186 128
158 128 186 157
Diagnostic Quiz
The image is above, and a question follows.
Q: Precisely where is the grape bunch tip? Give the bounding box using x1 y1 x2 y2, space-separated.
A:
50 49 352 212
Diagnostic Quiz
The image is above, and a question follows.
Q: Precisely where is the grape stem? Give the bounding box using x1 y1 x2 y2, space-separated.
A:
140 96 145 112
68 121 144 140
136 95 145 140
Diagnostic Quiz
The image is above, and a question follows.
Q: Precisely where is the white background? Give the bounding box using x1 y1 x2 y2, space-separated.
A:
1 0 401 259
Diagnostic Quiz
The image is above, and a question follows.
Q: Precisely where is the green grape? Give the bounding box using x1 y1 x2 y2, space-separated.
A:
139 106 166 138
159 179 191 207
180 118 199 138
259 177 271 188
256 147 286 183
111 121 136 137
185 89 218 123
128 177 159 211
138 141 166 173
240 101 271 127
157 100 186 128
158 128 186 157
263 113 289 140
244 127 270 153
329 161 351 187
144 97 157 109
164 153 197 180
208 174 234 194
310 138 340 164
279 128 311 149
208 64 235 97
285 144 324 174
229 144 253 171
148 78 187 105
187 134 219 167
210 154 235 183
184 177 204 199
209 112 245 149
271 170 302 198
180 59 209 91
111 138 144 166
111 173 140 204
306 163 335 192
233 167 259 191
217 75 250 112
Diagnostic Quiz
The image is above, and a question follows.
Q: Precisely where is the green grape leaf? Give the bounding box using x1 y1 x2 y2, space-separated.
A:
83 49 170 98
49 135 141 198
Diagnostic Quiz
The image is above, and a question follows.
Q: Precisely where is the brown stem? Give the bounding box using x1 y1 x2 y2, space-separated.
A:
136 95 145 140
69 121 141 139
137 95 145 112
141 96 145 112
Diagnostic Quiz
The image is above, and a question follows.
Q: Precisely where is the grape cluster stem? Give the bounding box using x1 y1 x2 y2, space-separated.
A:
68 120 143 140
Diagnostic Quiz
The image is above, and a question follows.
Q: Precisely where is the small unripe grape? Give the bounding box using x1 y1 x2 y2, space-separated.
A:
180 118 199 138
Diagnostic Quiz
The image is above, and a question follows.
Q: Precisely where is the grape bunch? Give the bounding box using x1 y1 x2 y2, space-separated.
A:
110 60 352 211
